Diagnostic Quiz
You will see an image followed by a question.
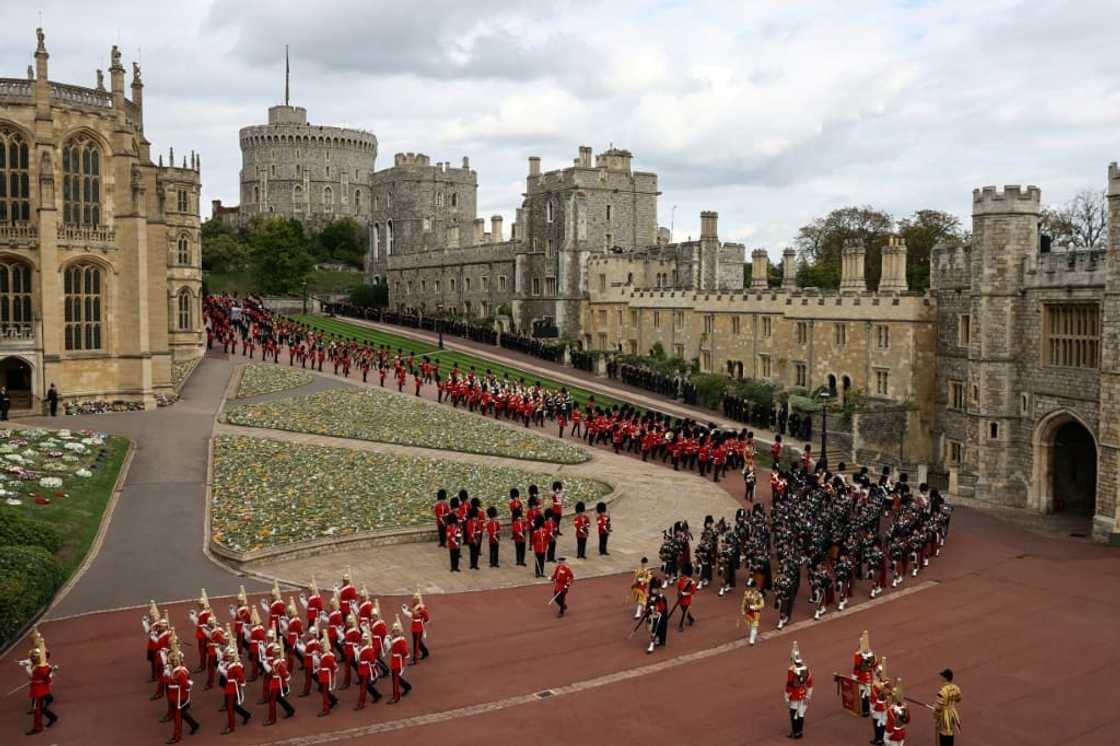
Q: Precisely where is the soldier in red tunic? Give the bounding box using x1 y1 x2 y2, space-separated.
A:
784 641 812 740
885 679 910 746
263 579 286 637
531 516 549 577
284 597 304 673
446 513 462 572
551 558 574 617
853 630 878 718
354 631 383 709
316 631 339 716
265 640 296 725
22 632 58 735
338 567 358 618
229 586 252 656
217 642 251 733
596 501 612 556
573 502 591 559
401 592 431 663
166 641 200 744
300 577 324 628
203 617 226 689
675 567 697 630
187 589 212 673
433 489 450 547
341 614 362 689
386 617 413 703
297 625 321 698
870 658 892 745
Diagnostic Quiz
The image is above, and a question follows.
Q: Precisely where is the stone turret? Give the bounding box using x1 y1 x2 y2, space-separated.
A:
879 235 908 293
491 215 503 242
840 238 866 292
751 249 769 290
782 248 797 289
528 156 541 177
700 211 718 240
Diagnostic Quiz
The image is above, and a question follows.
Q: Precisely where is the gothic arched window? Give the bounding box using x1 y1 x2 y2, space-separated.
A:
63 263 103 351
0 260 32 325
177 235 189 264
62 135 101 226
177 289 192 331
0 128 31 223
386 220 394 255
293 185 304 210
323 186 334 212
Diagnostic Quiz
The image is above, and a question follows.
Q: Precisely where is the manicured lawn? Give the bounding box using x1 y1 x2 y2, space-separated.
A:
290 314 628 410
235 364 314 399
0 429 129 577
205 268 364 296
210 434 611 553
225 387 590 464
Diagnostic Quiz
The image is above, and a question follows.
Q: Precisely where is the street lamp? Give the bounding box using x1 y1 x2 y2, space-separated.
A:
818 390 831 472
437 317 444 350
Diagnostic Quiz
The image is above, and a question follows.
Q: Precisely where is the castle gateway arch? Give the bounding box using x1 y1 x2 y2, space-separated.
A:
1032 410 1097 517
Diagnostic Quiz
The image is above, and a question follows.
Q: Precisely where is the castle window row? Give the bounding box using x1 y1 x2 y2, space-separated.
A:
242 133 374 151
0 128 31 223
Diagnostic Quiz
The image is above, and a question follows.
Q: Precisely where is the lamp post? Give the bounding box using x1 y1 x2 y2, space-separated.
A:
437 317 444 350
301 280 309 316
818 391 831 472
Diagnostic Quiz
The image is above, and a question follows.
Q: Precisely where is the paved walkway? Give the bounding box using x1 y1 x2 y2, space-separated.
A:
30 353 275 618
217 422 739 594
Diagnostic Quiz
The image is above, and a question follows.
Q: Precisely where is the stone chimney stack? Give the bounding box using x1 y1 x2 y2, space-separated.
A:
528 156 541 177
462 156 470 170
473 218 486 245
879 235 909 293
700 211 718 240
750 249 769 290
840 238 867 292
491 215 503 242
578 146 592 168
782 248 798 289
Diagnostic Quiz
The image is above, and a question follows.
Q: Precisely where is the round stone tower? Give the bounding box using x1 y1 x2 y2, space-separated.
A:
238 103 377 227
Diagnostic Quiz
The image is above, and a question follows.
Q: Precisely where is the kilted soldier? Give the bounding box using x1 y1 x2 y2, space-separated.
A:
774 565 796 630
809 562 832 621
784 641 812 740
717 531 738 597
645 586 669 654
740 581 764 645
866 538 887 598
835 551 855 611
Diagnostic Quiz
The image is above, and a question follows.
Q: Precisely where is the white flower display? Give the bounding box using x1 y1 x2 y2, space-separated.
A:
63 442 86 453
75 469 93 478
39 477 63 489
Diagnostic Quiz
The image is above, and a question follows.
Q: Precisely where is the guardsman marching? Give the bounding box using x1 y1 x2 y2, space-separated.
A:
631 557 653 620
885 679 910 746
401 592 431 663
300 577 324 628
203 617 226 689
188 589 213 673
229 587 252 655
284 597 304 672
297 625 321 698
551 557 574 617
387 616 413 704
338 567 358 618
933 669 962 746
166 638 200 744
740 581 764 645
341 614 362 689
316 630 339 716
218 643 251 734
354 631 383 709
870 657 891 745
573 502 591 559
675 567 696 630
21 631 58 735
142 601 167 689
645 586 669 653
265 639 295 725
853 630 878 717
263 579 286 636
247 607 267 682
784 641 812 740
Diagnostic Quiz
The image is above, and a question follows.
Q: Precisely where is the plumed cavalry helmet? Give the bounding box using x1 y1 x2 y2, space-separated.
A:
392 615 403 635
360 585 370 601
372 599 381 620
237 585 248 605
309 576 320 596
287 596 299 618
790 640 803 665
859 629 872 655
875 655 888 682
250 605 262 626
271 578 282 601
893 678 906 705
320 630 331 652
414 590 424 606
342 565 352 584
200 588 211 609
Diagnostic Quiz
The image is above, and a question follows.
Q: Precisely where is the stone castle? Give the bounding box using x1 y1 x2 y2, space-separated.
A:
0 29 203 411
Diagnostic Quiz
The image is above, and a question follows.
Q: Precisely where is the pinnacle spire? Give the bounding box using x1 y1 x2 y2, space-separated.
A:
284 45 290 106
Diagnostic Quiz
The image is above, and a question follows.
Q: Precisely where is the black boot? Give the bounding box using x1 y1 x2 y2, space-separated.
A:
787 709 797 738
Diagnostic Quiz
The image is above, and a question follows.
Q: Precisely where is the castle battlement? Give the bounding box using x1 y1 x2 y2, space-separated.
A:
972 184 1041 215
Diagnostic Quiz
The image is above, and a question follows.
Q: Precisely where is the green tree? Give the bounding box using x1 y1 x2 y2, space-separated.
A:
793 206 893 289
200 218 251 273
247 216 315 295
1040 189 1108 250
897 209 966 292
314 218 366 268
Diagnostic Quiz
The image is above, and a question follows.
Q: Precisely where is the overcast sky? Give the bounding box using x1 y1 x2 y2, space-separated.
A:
3 1 1118 253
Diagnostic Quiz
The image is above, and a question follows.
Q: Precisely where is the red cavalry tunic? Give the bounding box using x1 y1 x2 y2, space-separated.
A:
389 635 409 672
29 664 52 699
676 576 696 608
785 666 813 701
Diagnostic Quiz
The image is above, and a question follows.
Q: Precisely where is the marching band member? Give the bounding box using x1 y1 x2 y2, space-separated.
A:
326 593 345 658
258 629 277 704
356 586 374 629
933 669 963 746
386 616 413 703
166 639 199 744
204 617 226 689
187 589 212 673
631 557 653 620
853 630 878 718
645 586 668 654
316 630 339 716
284 596 304 673
354 631 383 709
870 657 891 745
369 600 391 677
341 614 362 689
299 577 324 628
885 679 910 745
740 581 764 645
21 631 58 735
784 641 812 740
158 627 178 723
675 566 696 630
218 643 251 733
265 639 295 725
262 579 286 637
401 592 431 663
142 600 162 682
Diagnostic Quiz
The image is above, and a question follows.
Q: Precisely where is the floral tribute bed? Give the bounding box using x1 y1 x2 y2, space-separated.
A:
0 427 111 506
210 434 611 553
235 364 314 399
